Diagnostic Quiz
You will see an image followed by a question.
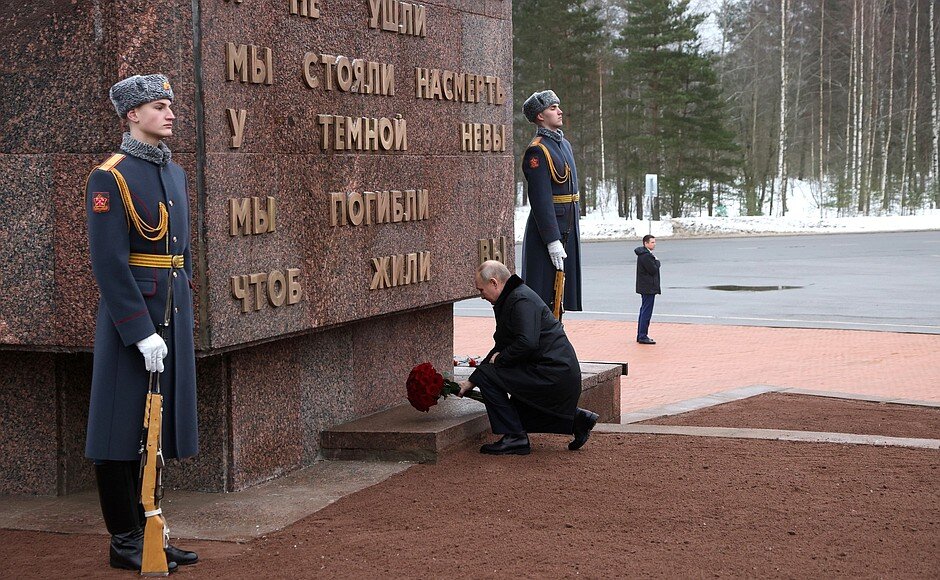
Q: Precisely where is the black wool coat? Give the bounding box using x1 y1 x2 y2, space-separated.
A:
635 246 661 295
469 276 581 432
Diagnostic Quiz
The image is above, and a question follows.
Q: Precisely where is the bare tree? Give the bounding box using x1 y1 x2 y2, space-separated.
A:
852 2 866 213
817 0 825 217
775 0 789 215
880 2 898 212
899 1 920 213
860 0 878 215
930 0 939 206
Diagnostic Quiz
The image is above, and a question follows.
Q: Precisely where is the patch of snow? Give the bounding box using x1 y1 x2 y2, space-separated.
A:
515 179 940 241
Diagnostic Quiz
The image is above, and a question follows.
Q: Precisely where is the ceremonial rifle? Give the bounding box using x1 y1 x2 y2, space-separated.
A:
139 275 173 576
550 167 577 322
551 268 565 321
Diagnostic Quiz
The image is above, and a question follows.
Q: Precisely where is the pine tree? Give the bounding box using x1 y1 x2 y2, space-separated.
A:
673 50 741 215
512 0 605 206
612 0 737 216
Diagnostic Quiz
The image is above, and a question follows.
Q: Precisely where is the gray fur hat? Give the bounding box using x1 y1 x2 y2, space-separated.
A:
109 74 174 118
522 90 560 123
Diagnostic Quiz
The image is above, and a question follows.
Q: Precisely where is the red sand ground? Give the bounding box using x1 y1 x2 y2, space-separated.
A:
3 427 937 578
641 392 940 439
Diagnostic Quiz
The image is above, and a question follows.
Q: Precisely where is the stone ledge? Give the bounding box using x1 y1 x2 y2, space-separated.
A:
321 361 623 462
320 397 489 463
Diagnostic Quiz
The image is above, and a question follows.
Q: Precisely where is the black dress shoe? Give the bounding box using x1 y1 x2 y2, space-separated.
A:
569 409 599 450
110 528 178 572
480 434 530 455
637 337 656 344
166 544 198 566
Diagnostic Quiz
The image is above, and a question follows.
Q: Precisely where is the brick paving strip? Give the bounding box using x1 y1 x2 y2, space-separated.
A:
456 318 940 450
597 424 940 450
455 318 940 410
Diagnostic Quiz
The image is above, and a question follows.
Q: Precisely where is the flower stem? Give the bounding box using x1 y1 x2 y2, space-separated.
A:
442 381 484 404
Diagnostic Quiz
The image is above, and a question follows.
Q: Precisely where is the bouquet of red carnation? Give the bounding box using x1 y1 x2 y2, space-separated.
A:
406 362 483 413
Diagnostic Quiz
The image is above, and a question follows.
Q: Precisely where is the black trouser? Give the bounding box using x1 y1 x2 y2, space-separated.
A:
476 374 576 435
94 460 141 535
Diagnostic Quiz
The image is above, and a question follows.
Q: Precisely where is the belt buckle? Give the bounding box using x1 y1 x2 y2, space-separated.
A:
171 255 184 269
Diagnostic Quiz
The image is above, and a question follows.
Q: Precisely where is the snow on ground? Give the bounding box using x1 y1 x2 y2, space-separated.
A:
514 179 940 242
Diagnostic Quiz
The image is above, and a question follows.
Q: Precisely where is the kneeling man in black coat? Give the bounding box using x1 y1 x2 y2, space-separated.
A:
458 260 599 455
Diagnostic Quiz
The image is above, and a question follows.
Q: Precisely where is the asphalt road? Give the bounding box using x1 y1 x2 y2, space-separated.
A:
454 231 940 334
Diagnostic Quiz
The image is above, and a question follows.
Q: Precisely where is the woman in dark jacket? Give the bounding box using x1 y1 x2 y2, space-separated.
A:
635 235 661 344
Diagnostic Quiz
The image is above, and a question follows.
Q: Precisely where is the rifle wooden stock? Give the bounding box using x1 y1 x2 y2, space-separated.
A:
141 392 169 576
552 270 565 320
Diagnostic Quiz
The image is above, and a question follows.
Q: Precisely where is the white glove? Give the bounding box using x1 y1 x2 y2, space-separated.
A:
547 240 567 271
136 333 168 373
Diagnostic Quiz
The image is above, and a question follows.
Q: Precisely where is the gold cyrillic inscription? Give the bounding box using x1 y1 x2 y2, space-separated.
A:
369 251 431 290
317 114 408 151
415 69 505 105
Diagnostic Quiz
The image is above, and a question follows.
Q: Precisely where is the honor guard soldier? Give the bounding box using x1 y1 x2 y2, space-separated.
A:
520 90 582 314
85 74 198 572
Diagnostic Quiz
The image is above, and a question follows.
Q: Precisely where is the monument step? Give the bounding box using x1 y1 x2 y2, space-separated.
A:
320 362 623 462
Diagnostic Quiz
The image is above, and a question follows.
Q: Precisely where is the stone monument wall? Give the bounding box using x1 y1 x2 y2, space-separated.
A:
0 0 513 494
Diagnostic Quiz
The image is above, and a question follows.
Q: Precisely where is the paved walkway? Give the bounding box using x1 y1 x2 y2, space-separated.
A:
454 318 940 411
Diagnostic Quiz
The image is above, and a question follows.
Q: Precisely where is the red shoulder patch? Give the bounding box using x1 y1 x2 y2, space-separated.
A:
92 192 110 213
529 156 540 169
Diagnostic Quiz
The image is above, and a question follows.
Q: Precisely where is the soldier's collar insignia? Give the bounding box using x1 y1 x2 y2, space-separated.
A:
93 192 110 213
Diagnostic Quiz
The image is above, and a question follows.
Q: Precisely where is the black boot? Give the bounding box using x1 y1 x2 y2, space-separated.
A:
95 461 178 572
569 409 599 451
109 527 145 571
480 434 531 455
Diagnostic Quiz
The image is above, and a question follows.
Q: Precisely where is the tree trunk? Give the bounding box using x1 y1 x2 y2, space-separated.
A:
844 0 857 216
775 0 789 216
930 0 939 207
910 0 921 212
881 4 898 212
901 1 921 214
854 0 865 213
598 59 606 187
749 85 760 215
793 39 805 182
818 0 826 217
861 1 878 215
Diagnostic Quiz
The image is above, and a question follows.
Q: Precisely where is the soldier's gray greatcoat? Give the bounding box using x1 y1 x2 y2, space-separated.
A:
520 131 582 311
84 141 197 461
